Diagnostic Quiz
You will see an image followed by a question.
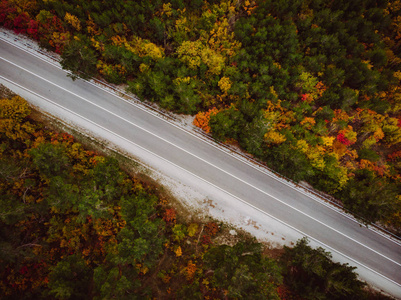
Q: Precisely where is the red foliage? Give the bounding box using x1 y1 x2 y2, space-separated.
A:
204 222 219 237
19 265 28 275
27 19 39 39
200 223 220 245
36 15 66 53
50 132 75 145
277 284 297 300
336 132 351 146
301 93 309 101
13 13 30 34
388 150 401 161
0 0 17 29
0 2 40 40
202 235 211 245
398 118 401 128
163 208 176 224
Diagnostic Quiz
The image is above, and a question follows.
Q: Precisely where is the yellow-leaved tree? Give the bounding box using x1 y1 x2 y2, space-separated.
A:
111 35 164 61
64 12 81 31
0 96 35 141
176 40 225 75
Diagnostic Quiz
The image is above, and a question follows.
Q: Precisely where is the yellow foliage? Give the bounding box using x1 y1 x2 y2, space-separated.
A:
389 90 401 113
64 12 81 31
362 59 374 70
264 130 287 145
176 40 225 75
186 260 197 281
308 151 326 171
296 139 328 171
394 70 401 81
382 117 401 146
269 86 279 99
140 265 149 275
373 127 385 141
187 223 199 237
263 100 294 131
10 0 38 14
86 16 101 35
321 136 335 147
333 109 351 122
332 140 347 158
111 35 164 61
161 3 173 17
173 76 191 85
296 139 309 153
207 17 241 57
96 61 126 76
218 76 232 93
300 117 316 129
0 96 30 121
139 63 150 73
362 136 377 148
50 31 70 49
0 96 35 141
175 246 182 257
337 166 349 189
176 40 203 69
175 16 190 33
201 48 225 75
91 37 103 51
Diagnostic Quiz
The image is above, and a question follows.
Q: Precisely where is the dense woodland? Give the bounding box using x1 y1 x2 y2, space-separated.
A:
0 0 400 231
2 87 390 299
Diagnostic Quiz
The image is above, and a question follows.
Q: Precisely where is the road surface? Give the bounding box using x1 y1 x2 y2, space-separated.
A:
0 36 400 297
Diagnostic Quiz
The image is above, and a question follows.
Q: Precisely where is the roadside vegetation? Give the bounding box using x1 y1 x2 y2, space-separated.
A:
1 87 393 299
1 0 400 232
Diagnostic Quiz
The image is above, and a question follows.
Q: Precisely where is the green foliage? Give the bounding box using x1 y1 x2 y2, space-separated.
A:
117 192 166 268
48 255 92 300
281 237 367 299
30 143 70 178
336 170 401 223
265 142 315 182
172 224 187 242
93 264 141 300
60 36 98 80
209 106 245 141
204 241 282 299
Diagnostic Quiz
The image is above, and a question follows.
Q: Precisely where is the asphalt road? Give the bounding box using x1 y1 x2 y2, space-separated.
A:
1 38 400 297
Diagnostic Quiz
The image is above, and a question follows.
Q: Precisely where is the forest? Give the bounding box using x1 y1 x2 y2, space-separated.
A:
1 84 392 299
0 0 400 231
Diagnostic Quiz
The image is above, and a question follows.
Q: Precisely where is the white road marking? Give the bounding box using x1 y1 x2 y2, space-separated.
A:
1 56 400 268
